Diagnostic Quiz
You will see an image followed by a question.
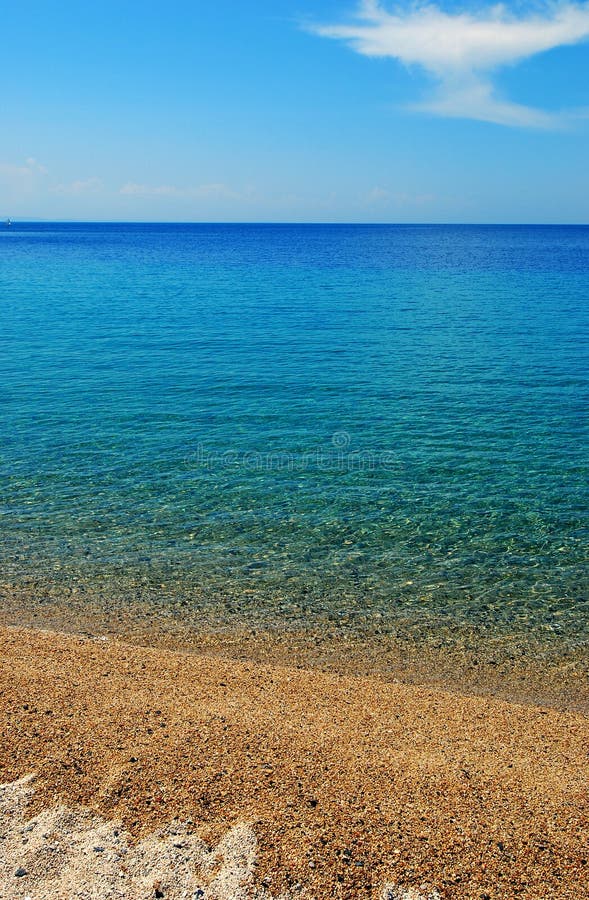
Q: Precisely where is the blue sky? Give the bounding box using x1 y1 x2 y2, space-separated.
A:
1 0 589 222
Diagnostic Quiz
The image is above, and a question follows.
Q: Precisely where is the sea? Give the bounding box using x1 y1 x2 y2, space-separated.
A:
1 223 588 682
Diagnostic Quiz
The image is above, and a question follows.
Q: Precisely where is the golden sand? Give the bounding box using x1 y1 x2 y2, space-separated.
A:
0 626 587 898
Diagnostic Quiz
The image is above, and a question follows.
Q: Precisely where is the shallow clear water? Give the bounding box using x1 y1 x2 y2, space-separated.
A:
1 223 588 651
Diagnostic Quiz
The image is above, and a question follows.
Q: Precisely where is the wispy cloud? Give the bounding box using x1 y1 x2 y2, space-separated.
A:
120 182 181 197
119 182 245 200
0 157 48 180
52 177 102 195
362 185 435 206
310 1 589 127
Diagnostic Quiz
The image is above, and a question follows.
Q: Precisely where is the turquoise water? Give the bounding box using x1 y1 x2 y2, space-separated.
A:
1 223 588 651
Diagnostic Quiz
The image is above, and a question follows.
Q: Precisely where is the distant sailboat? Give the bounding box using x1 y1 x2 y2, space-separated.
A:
4 218 11 227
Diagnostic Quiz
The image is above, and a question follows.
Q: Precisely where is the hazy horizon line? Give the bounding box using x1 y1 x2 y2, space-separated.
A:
3 219 589 227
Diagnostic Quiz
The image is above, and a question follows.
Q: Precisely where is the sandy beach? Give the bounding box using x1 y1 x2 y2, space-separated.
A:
0 625 587 899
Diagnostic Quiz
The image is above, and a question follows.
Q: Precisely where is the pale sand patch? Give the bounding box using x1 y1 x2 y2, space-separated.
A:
0 777 436 900
381 890 440 900
0 775 291 900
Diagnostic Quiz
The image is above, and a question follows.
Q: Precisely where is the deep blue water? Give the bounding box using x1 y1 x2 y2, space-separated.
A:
1 223 588 650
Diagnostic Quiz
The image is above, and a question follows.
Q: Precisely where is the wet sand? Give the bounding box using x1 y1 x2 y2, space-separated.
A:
1 625 588 898
1 585 587 713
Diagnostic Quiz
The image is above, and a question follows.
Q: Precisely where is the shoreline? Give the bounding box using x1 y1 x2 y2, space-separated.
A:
1 624 588 898
1 586 587 713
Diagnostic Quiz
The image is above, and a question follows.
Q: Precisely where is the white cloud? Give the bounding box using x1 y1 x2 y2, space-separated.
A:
311 1 589 127
25 157 48 175
195 182 241 199
120 182 181 196
0 157 48 180
362 185 436 205
365 186 393 203
52 177 102 195
119 181 243 199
